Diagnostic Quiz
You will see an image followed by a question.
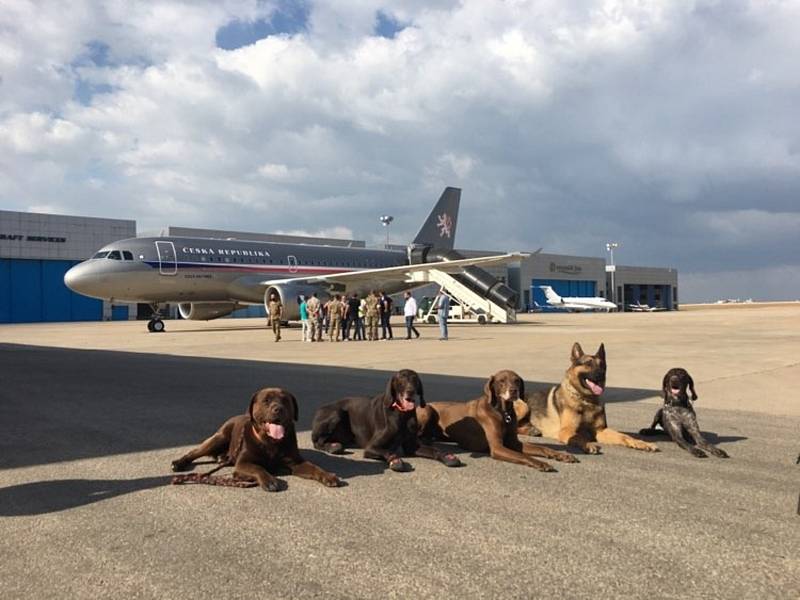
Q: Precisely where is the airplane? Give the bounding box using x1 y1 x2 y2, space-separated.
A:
628 301 667 312
538 285 618 312
65 187 527 332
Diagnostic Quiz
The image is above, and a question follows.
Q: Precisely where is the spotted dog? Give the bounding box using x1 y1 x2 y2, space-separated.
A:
639 368 729 458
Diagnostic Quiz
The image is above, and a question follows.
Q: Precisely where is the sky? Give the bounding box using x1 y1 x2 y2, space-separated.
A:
1 0 799 302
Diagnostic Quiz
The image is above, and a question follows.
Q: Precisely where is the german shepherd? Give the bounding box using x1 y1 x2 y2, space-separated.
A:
514 342 658 454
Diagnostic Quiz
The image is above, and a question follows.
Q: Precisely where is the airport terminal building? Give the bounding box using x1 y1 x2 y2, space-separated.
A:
1 210 678 323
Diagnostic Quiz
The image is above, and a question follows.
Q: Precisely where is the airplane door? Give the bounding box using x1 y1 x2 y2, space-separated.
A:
287 255 298 274
155 241 177 276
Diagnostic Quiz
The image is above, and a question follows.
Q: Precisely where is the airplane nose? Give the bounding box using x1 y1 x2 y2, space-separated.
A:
64 262 92 295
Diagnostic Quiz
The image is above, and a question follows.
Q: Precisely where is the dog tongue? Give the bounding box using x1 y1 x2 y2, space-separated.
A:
396 398 416 411
266 423 285 440
585 379 604 396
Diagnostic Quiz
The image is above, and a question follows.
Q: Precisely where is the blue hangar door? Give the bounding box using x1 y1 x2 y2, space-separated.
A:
0 259 103 323
530 279 597 311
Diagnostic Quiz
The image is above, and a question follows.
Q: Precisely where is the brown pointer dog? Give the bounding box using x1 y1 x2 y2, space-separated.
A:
172 387 342 491
417 369 579 472
514 343 658 454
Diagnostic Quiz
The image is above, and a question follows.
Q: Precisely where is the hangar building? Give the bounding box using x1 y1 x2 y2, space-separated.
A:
0 210 136 323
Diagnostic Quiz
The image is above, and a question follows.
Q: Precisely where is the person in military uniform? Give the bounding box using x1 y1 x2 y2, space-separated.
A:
267 292 283 341
364 290 380 341
327 294 345 341
306 293 321 342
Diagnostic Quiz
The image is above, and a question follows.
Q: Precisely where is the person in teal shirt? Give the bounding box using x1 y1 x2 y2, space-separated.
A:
299 296 310 342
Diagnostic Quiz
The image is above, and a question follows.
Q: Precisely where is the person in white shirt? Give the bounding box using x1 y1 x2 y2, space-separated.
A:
437 292 450 340
403 291 420 339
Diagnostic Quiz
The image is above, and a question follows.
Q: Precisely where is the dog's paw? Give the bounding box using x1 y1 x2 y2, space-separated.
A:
441 453 463 467
709 447 729 459
631 440 659 452
325 442 345 455
583 442 602 454
321 473 344 487
171 459 191 472
529 460 557 472
552 452 579 463
690 447 708 458
388 458 413 472
261 478 287 492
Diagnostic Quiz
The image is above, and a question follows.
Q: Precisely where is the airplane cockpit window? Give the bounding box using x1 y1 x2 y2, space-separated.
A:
107 250 121 260
122 251 133 261
92 251 110 259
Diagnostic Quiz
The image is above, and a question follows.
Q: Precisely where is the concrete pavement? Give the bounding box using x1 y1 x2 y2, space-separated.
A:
1 305 798 599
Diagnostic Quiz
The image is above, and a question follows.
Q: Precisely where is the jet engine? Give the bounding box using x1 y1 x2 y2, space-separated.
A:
265 283 329 321
178 302 239 320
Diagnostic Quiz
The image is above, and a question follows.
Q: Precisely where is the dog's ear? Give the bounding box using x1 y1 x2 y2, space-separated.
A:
416 376 425 408
286 391 299 421
596 343 606 362
571 342 584 363
384 374 397 407
484 375 497 407
687 374 698 401
518 376 525 399
248 391 260 422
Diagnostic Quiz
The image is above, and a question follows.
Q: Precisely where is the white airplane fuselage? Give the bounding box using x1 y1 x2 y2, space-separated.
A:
64 236 409 305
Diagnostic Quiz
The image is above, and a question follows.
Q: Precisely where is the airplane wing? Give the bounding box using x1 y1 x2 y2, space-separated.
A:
258 252 531 288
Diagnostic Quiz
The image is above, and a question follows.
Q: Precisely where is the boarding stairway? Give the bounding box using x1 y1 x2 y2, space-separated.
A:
409 268 517 324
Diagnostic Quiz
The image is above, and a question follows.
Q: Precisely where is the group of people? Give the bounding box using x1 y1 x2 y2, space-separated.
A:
301 290 395 342
267 289 453 342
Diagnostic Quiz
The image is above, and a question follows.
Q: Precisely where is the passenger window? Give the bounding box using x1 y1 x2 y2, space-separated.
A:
107 250 121 260
122 251 133 261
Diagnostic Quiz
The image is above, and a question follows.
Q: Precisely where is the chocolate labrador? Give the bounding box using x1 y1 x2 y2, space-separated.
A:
172 387 342 491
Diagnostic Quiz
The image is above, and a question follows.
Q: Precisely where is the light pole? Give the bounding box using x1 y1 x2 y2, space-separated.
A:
606 242 619 308
379 215 394 247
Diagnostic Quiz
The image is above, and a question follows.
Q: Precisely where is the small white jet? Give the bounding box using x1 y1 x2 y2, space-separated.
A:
628 301 667 312
538 285 618 312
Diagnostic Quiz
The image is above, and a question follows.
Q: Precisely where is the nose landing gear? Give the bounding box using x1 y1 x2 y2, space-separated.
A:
147 318 165 333
146 304 166 333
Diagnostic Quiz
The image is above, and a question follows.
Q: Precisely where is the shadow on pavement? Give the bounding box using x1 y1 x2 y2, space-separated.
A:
0 343 655 470
0 476 171 516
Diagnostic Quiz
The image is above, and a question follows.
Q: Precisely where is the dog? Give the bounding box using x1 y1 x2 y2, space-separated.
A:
171 387 342 491
638 368 729 458
514 342 658 454
311 369 462 471
416 369 579 472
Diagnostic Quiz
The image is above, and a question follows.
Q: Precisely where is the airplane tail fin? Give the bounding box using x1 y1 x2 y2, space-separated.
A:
413 187 460 250
539 285 563 304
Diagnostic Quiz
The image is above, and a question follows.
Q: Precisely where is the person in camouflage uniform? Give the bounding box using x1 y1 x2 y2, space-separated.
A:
364 290 380 341
306 293 321 342
327 295 345 342
267 292 283 342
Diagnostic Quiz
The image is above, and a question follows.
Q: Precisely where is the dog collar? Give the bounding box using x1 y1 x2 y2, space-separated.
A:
250 424 270 445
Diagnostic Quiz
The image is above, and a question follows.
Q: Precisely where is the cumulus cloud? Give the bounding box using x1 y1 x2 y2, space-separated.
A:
0 0 798 301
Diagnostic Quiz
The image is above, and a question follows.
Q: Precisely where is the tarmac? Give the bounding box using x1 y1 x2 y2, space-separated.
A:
1 304 798 599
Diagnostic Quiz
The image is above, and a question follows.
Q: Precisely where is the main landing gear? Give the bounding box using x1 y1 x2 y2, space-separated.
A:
146 304 165 333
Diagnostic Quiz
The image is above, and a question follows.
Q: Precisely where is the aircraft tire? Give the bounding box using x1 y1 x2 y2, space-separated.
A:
150 319 165 333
